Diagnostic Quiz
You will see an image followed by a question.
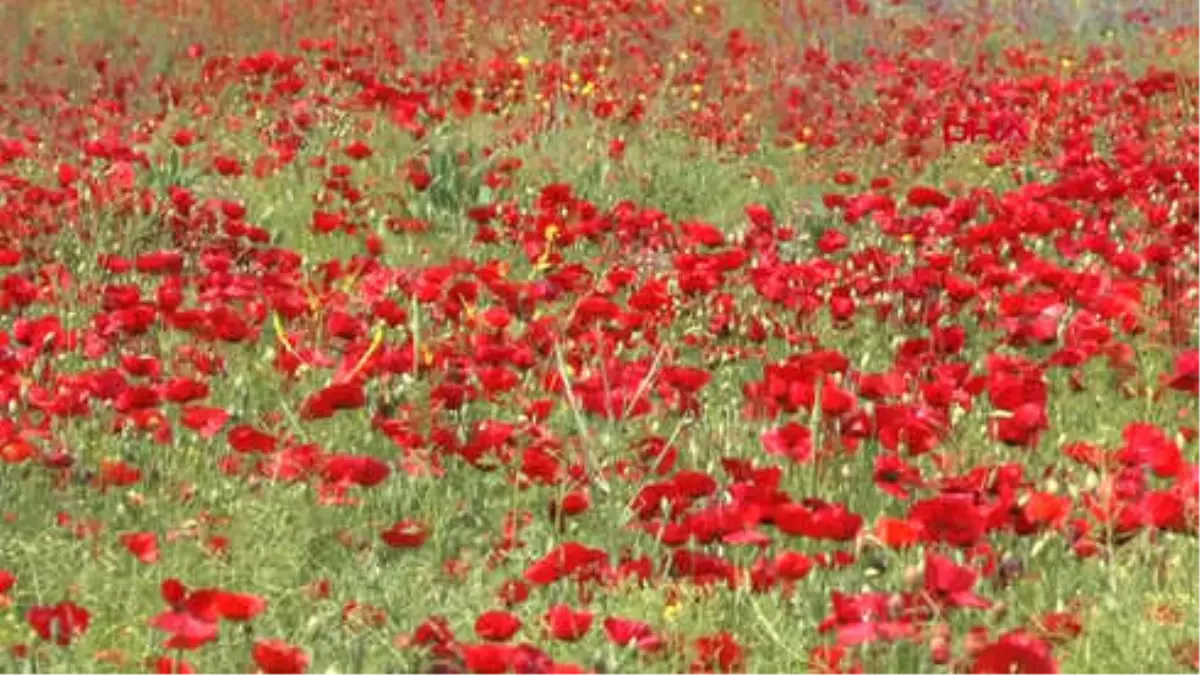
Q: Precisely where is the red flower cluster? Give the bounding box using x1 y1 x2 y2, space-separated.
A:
0 0 1195 673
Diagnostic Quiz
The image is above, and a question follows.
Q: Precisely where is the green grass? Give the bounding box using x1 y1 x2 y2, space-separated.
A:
0 0 1195 673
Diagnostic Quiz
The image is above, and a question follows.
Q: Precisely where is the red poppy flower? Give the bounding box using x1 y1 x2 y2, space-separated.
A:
874 516 922 549
909 495 986 547
180 406 230 438
475 610 522 642
461 644 514 674
213 591 267 622
321 454 391 487
691 631 746 673
761 423 814 464
1163 349 1198 394
381 520 429 549
150 611 220 650
253 639 310 674
907 185 950 209
120 531 161 564
27 601 91 646
818 229 850 255
773 551 815 580
603 616 662 652
971 630 1058 674
343 140 373 161
543 604 593 642
227 425 278 454
923 552 991 609
301 382 367 420
152 655 197 674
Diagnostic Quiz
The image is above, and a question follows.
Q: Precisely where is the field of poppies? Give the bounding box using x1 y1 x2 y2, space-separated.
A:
0 0 1196 672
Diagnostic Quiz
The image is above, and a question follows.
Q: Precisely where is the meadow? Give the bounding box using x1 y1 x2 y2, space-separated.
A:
0 0 1196 672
